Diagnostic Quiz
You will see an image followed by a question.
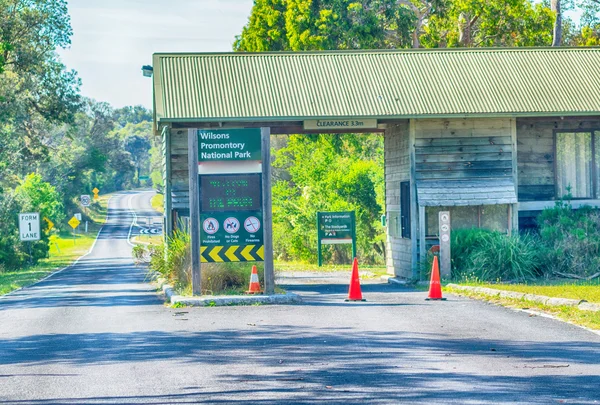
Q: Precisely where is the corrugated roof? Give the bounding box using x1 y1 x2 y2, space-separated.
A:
417 179 517 207
152 48 600 123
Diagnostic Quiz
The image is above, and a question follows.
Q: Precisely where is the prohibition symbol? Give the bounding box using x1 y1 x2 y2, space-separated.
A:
224 217 240 234
203 218 219 234
244 216 261 233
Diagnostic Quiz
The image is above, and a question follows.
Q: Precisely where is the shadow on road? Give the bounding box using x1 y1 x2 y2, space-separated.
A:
0 327 599 404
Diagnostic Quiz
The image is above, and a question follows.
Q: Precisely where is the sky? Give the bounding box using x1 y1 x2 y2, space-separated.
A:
58 0 254 109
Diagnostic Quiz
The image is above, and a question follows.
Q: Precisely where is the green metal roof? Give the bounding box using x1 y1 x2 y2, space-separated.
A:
152 48 600 124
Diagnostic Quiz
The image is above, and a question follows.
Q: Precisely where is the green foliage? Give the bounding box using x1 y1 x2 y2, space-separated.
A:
421 0 554 47
15 173 64 226
147 230 191 290
235 0 415 51
272 134 384 264
451 228 540 281
537 200 600 278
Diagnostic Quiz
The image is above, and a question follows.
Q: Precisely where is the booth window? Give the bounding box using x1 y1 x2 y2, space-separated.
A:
426 205 509 236
555 131 600 199
400 181 411 238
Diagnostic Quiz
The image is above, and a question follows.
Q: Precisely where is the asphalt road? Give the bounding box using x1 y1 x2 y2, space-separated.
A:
1 190 599 405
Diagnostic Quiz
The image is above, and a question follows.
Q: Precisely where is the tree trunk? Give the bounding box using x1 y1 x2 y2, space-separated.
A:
551 0 562 46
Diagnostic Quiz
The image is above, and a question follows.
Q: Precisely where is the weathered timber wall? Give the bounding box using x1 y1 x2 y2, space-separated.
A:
170 129 190 209
414 118 513 182
516 117 600 202
384 122 412 278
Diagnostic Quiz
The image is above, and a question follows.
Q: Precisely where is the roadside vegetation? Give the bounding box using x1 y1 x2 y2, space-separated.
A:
0 1 163 271
0 195 111 295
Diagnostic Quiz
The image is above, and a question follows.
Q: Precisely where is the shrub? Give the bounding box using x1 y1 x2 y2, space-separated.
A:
451 228 540 282
142 229 261 295
537 200 600 278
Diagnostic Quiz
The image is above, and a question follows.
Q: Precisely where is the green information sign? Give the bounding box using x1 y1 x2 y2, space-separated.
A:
317 211 356 266
198 129 262 161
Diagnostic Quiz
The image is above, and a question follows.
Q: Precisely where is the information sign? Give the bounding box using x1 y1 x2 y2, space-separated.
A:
201 212 263 247
200 174 261 212
198 129 261 162
19 213 40 241
304 119 378 131
317 211 356 266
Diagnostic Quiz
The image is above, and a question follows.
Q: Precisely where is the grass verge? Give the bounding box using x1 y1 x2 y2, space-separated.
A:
275 261 387 277
150 193 164 213
446 285 600 331
456 281 600 304
0 193 114 296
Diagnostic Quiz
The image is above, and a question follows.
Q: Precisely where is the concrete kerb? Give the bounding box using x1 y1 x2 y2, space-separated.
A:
447 284 600 312
152 275 302 307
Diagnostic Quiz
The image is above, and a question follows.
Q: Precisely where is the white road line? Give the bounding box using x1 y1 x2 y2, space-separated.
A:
126 193 139 247
0 194 118 299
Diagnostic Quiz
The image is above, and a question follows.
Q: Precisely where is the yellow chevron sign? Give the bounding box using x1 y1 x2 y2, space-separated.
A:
201 245 264 263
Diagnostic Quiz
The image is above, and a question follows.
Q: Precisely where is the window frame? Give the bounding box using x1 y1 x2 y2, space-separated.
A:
553 129 600 200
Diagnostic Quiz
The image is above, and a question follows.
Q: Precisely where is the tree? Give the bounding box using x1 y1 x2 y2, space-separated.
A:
0 0 81 186
421 0 554 47
235 0 415 51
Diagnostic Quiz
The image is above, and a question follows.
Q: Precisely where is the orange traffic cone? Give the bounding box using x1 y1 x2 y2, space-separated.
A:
426 255 446 301
345 258 366 302
246 265 262 294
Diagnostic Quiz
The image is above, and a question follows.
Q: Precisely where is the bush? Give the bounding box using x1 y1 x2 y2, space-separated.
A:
142 229 261 295
537 200 600 278
451 228 540 282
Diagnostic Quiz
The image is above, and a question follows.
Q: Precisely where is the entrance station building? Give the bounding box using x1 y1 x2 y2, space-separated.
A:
152 48 600 279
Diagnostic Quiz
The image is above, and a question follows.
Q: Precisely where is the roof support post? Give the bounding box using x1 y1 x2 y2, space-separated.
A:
409 119 419 280
510 118 519 234
188 128 201 296
261 127 275 295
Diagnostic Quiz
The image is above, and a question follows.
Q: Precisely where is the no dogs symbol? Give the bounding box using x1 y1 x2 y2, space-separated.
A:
224 217 240 234
203 218 219 235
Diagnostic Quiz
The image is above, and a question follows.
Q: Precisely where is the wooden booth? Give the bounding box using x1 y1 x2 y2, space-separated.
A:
151 48 600 282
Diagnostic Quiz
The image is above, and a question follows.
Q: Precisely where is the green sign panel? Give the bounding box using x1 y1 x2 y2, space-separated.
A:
198 129 262 161
317 211 356 266
201 211 263 246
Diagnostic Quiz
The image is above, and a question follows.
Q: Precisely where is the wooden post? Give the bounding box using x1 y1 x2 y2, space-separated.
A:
439 211 451 279
261 127 275 295
419 204 426 279
409 119 419 279
510 118 519 234
164 126 173 237
188 128 201 296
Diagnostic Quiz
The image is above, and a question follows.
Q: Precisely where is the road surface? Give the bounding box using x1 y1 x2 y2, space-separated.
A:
1 190 599 404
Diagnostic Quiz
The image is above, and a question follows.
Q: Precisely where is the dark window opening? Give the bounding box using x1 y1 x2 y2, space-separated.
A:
400 181 411 239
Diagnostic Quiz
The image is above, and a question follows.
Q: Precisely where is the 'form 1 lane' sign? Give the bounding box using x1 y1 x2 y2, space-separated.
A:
19 212 41 241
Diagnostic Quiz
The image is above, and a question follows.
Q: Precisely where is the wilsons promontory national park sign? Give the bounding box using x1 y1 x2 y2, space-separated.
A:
198 129 261 161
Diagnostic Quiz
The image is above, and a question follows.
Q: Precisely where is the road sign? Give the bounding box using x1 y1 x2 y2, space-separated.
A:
244 216 261 233
44 217 54 232
68 216 80 229
317 211 357 266
81 195 91 207
92 187 99 194
74 213 82 221
223 217 240 234
200 245 264 263
203 218 219 235
19 213 40 241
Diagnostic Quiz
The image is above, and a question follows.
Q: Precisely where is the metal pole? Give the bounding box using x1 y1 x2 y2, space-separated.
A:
261 127 275 295
317 213 322 267
188 128 201 295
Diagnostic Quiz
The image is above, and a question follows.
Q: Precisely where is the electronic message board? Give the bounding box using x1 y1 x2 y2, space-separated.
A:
200 174 261 212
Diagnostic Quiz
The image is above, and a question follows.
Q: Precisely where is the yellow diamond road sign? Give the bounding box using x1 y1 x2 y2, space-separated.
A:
92 187 99 194
44 217 54 232
68 216 80 229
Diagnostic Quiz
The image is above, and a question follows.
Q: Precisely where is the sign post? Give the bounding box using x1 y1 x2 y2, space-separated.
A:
439 211 451 278
316 211 356 266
